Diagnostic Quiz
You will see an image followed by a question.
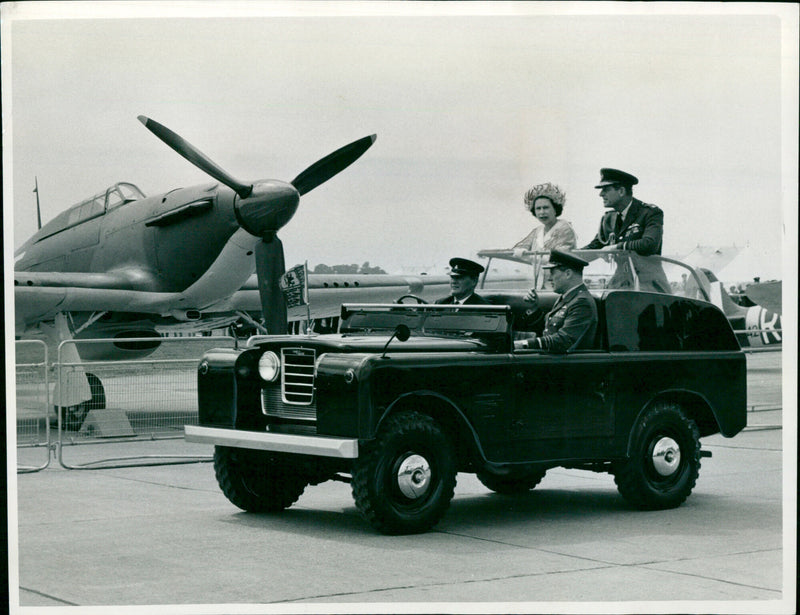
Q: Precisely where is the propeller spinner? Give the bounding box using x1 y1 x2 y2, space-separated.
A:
138 115 376 333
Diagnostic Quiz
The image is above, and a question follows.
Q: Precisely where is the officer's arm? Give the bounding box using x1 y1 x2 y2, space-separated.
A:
583 212 613 251
537 299 597 353
582 234 604 250
620 208 663 255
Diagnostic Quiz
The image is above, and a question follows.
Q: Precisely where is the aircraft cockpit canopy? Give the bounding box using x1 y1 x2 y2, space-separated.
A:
33 182 148 243
106 182 146 210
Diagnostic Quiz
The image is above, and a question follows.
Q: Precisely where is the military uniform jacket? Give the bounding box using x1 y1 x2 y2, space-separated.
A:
434 293 490 305
583 198 663 256
537 283 598 353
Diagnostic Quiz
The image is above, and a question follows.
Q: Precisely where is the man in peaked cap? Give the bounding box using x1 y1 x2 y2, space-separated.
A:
583 168 671 294
435 257 490 304
583 168 663 255
514 249 598 352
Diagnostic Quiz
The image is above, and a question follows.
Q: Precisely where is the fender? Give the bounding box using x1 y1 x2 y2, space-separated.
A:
627 387 742 455
377 389 491 465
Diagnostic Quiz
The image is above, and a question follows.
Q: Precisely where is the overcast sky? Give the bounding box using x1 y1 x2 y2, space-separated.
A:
3 2 797 282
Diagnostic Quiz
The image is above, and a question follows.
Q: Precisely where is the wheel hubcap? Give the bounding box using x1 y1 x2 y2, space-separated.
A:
396 454 432 499
652 436 681 476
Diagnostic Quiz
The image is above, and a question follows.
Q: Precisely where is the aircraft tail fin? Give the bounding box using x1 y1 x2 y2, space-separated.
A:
708 281 745 317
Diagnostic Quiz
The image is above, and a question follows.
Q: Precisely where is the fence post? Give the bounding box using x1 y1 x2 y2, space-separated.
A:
15 340 51 473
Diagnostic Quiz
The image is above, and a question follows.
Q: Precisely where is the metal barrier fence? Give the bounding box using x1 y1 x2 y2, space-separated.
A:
15 334 783 470
53 336 235 469
15 340 51 473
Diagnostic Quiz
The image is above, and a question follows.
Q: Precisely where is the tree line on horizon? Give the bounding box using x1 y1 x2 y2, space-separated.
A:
291 262 388 275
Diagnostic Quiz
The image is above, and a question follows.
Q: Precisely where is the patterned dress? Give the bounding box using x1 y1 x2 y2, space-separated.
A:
514 219 577 288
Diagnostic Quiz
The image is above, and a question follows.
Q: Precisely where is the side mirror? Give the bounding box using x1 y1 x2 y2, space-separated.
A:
394 324 411 342
381 324 411 358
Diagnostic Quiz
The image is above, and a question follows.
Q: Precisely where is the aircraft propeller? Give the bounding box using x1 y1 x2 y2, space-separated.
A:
138 115 376 333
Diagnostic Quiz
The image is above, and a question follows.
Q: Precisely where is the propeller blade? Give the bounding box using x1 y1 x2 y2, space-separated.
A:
291 134 376 196
138 115 253 199
255 236 288 335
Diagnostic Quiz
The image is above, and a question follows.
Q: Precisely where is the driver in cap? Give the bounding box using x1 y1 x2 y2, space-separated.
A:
435 258 490 305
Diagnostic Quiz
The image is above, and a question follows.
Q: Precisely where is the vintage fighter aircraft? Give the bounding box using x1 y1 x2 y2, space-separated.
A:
13 116 452 358
698 270 782 348
13 116 452 424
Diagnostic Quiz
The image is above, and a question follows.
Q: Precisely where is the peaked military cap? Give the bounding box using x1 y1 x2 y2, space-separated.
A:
448 257 485 277
542 249 589 271
594 168 639 188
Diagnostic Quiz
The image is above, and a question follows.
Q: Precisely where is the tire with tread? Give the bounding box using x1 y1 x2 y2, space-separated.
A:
352 411 456 534
214 446 308 512
613 402 701 510
477 467 547 494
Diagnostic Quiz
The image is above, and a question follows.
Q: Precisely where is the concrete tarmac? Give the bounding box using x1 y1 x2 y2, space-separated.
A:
10 350 792 613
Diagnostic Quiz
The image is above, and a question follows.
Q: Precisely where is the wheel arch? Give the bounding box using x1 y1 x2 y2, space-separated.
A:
630 390 718 452
378 391 485 471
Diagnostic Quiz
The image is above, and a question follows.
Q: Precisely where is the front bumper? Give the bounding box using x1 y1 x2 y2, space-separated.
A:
184 425 359 458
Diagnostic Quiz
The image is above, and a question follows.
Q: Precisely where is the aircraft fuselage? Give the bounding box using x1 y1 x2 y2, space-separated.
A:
15 181 242 293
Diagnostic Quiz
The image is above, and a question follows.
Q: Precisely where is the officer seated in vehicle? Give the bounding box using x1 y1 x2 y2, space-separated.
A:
514 250 598 353
435 258 490 305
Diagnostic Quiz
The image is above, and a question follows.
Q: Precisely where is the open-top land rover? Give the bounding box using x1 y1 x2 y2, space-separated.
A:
185 289 746 534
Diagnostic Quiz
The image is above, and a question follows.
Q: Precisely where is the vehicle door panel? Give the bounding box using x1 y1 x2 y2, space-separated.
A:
512 354 614 461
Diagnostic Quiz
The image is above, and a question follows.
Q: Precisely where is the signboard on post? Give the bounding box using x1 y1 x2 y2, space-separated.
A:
279 262 311 324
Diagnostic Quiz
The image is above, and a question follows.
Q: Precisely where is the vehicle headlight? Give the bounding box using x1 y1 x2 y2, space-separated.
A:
258 351 280 382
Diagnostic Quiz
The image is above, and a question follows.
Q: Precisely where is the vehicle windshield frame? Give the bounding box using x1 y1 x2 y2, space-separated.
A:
476 249 711 302
339 303 512 339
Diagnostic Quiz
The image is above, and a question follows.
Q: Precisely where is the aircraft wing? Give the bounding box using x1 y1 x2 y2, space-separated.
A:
14 269 212 331
15 285 186 331
745 281 782 314
14 270 454 331
14 270 153 290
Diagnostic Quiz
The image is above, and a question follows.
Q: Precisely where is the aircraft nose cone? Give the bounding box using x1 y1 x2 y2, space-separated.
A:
235 180 300 237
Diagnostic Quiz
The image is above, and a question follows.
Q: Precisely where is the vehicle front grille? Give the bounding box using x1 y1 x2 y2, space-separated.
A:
261 346 317 421
262 387 316 420
281 347 316 404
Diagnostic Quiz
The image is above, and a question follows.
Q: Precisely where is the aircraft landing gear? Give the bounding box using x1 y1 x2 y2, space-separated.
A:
54 372 106 431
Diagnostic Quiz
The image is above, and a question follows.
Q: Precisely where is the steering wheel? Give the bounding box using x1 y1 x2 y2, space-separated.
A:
395 294 429 304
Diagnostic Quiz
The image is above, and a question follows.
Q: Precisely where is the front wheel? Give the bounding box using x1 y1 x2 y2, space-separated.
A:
352 411 456 534
214 447 309 513
613 402 701 510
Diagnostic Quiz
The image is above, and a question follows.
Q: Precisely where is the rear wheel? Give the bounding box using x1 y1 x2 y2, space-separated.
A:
613 402 701 509
214 446 309 512
477 467 547 494
352 411 456 534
